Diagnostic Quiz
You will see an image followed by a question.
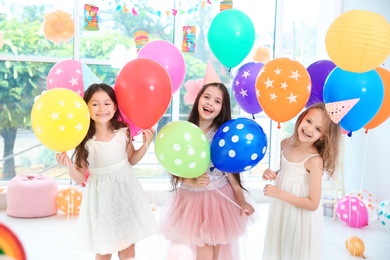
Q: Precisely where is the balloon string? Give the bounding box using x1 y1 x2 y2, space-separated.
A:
65 160 74 260
209 183 242 209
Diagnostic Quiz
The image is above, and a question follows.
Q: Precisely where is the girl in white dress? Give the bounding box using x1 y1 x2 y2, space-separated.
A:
56 83 157 260
262 102 341 260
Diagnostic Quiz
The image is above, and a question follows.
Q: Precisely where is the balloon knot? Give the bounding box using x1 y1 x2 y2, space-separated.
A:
364 129 368 134
347 131 352 137
252 114 255 120
277 122 281 129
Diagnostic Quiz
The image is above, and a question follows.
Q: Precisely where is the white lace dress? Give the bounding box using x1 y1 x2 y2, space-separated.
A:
77 128 158 254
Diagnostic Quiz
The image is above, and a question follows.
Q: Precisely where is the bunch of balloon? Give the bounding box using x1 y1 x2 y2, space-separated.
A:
232 62 264 116
323 10 390 134
306 60 336 107
154 121 210 178
31 88 90 152
255 58 311 128
115 58 173 129
137 40 186 94
208 10 255 69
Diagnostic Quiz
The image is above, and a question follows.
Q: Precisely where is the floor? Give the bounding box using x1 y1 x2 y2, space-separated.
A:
1 202 389 260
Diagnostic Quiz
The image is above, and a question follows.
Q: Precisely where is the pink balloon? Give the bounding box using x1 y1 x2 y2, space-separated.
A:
119 109 142 137
336 196 369 228
137 40 186 94
47 59 102 96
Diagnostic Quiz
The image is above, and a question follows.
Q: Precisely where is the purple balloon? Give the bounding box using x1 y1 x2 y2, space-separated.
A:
306 60 336 107
232 62 264 115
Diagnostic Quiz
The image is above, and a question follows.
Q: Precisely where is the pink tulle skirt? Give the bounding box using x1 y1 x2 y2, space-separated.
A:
160 181 253 259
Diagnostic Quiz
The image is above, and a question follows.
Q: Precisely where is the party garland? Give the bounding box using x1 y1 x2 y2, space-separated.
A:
108 0 220 16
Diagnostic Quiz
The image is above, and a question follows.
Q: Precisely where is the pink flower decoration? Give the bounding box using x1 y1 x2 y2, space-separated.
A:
184 78 204 105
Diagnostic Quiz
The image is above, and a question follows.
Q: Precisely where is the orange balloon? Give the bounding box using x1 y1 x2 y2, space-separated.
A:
364 67 390 132
56 187 83 215
255 58 311 127
345 236 366 258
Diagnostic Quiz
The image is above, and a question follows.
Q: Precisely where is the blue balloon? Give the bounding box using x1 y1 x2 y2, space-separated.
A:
210 118 267 173
323 67 384 132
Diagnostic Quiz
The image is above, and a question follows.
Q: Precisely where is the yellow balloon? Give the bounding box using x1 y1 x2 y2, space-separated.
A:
345 236 366 259
31 88 90 152
326 10 390 73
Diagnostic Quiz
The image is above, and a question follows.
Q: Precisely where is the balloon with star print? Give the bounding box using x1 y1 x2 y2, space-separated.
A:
31 88 90 152
255 58 311 128
232 62 264 115
46 59 102 97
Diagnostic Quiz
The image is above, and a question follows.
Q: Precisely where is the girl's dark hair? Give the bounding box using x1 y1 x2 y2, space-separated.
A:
188 83 232 129
72 83 127 168
171 83 247 191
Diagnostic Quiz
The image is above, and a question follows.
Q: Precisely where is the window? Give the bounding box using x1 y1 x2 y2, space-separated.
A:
1 0 338 182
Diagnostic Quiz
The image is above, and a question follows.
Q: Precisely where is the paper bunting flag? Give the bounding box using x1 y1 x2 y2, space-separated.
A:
133 28 149 52
204 61 222 84
84 4 99 31
325 98 360 124
182 26 196 53
220 0 233 11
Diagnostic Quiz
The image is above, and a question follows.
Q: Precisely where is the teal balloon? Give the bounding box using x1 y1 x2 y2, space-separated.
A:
208 10 255 68
154 121 210 178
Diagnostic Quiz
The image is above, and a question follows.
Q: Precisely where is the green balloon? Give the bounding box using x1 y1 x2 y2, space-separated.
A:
208 10 255 68
154 121 210 178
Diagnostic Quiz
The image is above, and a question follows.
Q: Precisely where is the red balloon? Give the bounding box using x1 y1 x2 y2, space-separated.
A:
115 58 172 129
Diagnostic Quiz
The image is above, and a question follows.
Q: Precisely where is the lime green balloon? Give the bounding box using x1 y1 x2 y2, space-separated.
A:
154 121 210 178
208 10 255 68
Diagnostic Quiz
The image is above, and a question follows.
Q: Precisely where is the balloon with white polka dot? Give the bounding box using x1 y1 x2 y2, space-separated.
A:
154 121 210 178
336 195 368 228
210 118 267 173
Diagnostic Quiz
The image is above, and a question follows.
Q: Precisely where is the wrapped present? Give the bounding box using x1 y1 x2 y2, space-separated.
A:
322 196 335 217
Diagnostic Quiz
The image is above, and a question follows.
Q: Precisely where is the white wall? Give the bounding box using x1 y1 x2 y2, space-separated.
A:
341 0 390 202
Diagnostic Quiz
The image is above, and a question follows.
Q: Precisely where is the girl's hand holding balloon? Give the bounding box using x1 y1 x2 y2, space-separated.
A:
194 173 210 187
262 168 278 181
240 201 255 216
56 152 72 168
141 128 156 148
182 173 210 188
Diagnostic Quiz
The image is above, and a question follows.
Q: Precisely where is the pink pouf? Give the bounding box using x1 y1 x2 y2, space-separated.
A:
6 174 58 218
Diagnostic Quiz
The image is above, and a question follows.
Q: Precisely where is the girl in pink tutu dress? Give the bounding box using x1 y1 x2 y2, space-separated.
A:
160 82 255 260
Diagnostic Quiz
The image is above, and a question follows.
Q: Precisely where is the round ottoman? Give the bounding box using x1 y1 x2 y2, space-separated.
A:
6 174 58 218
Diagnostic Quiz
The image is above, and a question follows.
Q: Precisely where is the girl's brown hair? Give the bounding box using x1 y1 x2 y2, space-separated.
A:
291 102 341 176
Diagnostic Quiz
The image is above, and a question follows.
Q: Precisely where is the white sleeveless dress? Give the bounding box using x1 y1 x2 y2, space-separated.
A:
77 128 158 254
263 153 323 260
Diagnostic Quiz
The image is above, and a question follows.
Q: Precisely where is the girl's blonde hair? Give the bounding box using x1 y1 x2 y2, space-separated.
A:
291 102 341 177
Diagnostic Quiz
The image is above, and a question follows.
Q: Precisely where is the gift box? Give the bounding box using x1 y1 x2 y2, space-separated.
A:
322 196 335 217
